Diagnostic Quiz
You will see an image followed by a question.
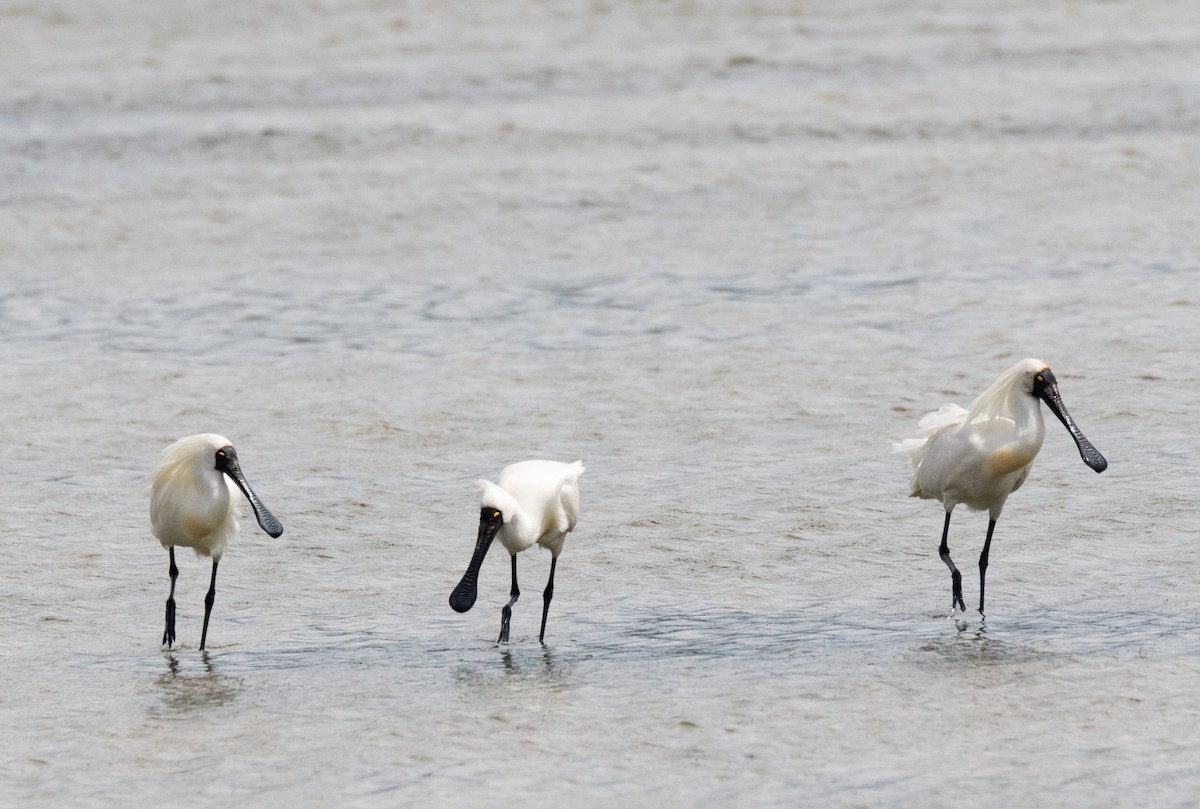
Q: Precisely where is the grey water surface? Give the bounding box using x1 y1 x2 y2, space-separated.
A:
2 1 1199 806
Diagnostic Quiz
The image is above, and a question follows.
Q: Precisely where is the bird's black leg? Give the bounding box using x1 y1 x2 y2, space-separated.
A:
978 518 997 619
498 554 519 643
539 556 558 644
163 547 179 647
199 559 219 651
938 511 965 612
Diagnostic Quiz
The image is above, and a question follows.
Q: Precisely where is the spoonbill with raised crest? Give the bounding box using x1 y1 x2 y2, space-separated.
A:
895 359 1107 618
150 434 284 650
449 460 584 643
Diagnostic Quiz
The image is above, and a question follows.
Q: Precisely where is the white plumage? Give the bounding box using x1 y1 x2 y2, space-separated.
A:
149 433 283 650
896 359 1106 617
450 460 584 643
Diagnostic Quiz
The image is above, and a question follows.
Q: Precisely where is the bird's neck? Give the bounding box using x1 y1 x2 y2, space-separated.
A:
510 505 534 536
500 506 538 551
195 467 232 509
1013 392 1046 444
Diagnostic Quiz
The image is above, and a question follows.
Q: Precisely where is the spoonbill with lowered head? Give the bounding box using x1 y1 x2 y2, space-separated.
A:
895 359 1107 618
449 460 584 643
150 434 284 650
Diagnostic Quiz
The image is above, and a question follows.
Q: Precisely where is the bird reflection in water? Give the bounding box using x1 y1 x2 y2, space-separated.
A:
499 644 562 680
156 651 243 713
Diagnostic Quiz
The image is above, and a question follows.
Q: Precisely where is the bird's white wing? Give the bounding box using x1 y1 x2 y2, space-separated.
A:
540 461 584 537
894 405 968 500
894 405 967 467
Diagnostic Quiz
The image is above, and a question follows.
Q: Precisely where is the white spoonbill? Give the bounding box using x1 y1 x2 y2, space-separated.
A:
150 434 284 650
449 460 584 643
895 359 1107 617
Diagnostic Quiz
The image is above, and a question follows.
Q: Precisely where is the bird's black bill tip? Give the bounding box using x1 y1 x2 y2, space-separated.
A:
1083 448 1108 474
245 491 284 537
449 579 478 613
1066 420 1108 474
257 510 285 538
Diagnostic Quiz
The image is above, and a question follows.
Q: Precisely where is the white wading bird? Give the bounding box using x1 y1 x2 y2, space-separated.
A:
449 460 584 643
150 434 284 650
896 359 1107 617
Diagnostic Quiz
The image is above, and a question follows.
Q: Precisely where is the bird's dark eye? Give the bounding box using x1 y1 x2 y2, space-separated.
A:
1034 374 1044 383
493 510 502 521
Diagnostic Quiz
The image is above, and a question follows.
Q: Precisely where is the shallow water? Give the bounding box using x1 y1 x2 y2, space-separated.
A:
2 1 1200 806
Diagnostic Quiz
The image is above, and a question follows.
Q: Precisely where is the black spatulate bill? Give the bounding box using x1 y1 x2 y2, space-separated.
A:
450 508 503 613
215 445 285 537
1034 370 1108 473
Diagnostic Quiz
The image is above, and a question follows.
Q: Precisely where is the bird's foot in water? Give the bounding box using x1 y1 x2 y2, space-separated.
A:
947 606 969 632
946 590 966 627
950 572 966 614
945 607 990 633
162 598 176 648
497 607 512 644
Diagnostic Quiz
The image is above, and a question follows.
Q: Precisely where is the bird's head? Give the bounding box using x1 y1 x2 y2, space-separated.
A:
1015 358 1052 397
477 479 519 526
